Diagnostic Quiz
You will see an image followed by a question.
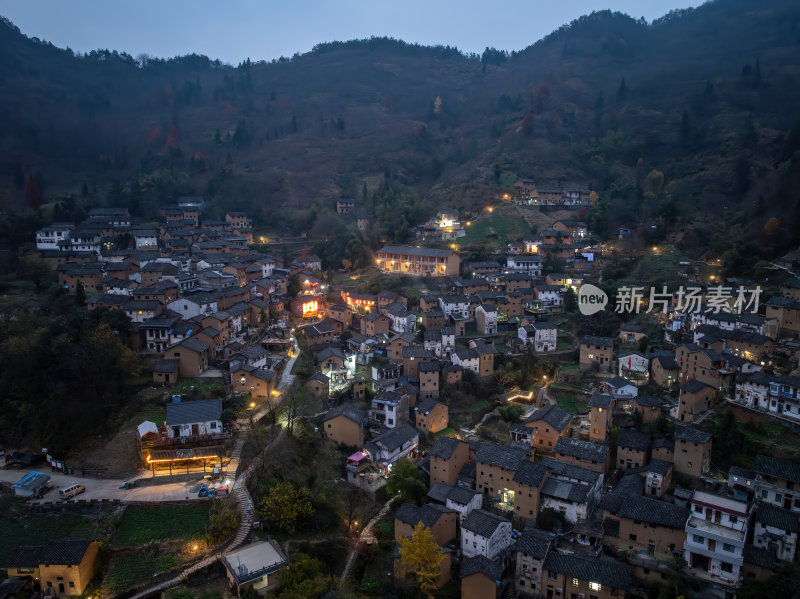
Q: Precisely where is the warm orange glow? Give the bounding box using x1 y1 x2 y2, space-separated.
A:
147 455 216 464
302 300 318 316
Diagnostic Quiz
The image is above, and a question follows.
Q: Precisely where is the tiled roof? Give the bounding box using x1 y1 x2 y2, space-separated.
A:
555 437 609 463
756 504 800 533
429 436 462 460
543 553 631 589
674 426 712 444
462 509 510 538
415 398 443 415
512 461 548 488
588 394 613 409
651 438 674 452
647 459 672 476
742 545 777 569
460 555 503 581
515 527 554 559
324 402 364 425
580 335 614 347
541 477 589 503
617 429 651 452
753 454 800 484
165 398 222 425
475 443 528 471
426 482 453 503
616 495 689 528
681 379 713 394
524 404 572 431
541 458 600 484
367 424 419 453
447 485 480 506
395 503 454 529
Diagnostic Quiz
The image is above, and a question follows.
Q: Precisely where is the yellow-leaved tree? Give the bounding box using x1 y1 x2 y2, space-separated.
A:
399 522 445 599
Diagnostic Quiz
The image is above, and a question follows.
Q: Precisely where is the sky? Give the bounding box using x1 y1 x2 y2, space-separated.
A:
1 0 706 65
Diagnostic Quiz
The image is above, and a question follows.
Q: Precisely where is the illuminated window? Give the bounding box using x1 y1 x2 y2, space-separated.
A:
589 582 601 591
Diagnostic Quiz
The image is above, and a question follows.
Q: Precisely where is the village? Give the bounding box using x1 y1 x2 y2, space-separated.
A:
2 184 800 599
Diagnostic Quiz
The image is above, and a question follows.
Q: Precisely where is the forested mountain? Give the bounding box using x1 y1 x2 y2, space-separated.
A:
1 0 800 264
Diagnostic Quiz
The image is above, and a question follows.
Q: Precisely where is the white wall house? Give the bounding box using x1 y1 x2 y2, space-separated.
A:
438 294 470 319
518 323 557 352
168 295 218 319
506 256 542 275
165 398 223 439
684 490 750 588
36 226 72 250
461 509 513 560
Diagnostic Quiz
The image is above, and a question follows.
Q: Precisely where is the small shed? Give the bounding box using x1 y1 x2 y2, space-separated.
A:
12 471 51 498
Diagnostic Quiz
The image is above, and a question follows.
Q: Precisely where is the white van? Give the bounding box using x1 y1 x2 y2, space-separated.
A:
59 483 85 499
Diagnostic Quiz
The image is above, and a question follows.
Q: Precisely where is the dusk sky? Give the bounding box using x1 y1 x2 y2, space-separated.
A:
2 0 705 64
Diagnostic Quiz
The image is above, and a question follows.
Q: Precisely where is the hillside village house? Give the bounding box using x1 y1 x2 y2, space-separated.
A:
165 398 223 439
323 403 365 448
428 436 470 487
461 509 513 561
376 245 460 277
518 322 557 352
579 336 614 372
5 539 99 597
674 426 712 478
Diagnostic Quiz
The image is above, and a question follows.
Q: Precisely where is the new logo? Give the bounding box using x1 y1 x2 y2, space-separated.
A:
578 284 608 315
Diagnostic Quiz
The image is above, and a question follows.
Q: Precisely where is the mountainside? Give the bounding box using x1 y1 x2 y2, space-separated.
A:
1 0 800 263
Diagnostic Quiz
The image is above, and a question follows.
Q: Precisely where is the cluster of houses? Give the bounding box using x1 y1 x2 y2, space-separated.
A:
33 204 331 392
511 180 594 207
372 401 799 599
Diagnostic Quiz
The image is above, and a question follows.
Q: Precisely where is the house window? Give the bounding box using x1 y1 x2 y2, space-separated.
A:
69 582 75 588
721 562 733 573
693 535 704 544
694 505 703 513
729 516 738 525
723 543 735 552
629 534 637 542
589 582 601 591
548 571 558 580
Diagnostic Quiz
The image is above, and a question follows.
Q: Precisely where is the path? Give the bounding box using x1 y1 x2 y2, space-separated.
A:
127 425 286 599
340 495 399 586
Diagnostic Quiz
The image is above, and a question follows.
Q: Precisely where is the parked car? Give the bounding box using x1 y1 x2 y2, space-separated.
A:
215 486 229 497
198 484 208 497
207 487 218 497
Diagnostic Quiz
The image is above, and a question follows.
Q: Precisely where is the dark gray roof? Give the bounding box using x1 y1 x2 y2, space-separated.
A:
647 459 672 476
512 461 548 488
415 398 444 415
426 482 453 503
179 337 210 352
541 477 589 503
325 402 364 425
606 375 632 388
580 335 614 347
543 553 631 589
754 454 800 484
652 438 674 452
524 404 572 431
153 358 180 373
616 495 689 528
728 465 755 480
653 354 679 369
681 379 713 394
555 437 609 462
165 398 222 425
460 555 503 581
475 443 528 471
429 436 462 460
367 424 419 453
588 394 613 409
602 474 645 513
742 545 777 569
462 509 510 538
766 296 800 310
395 502 455 528
635 396 669 408
756 504 800 532
541 458 600 484
617 429 651 452
447 485 480 506
674 426 712 444
516 527 554 559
